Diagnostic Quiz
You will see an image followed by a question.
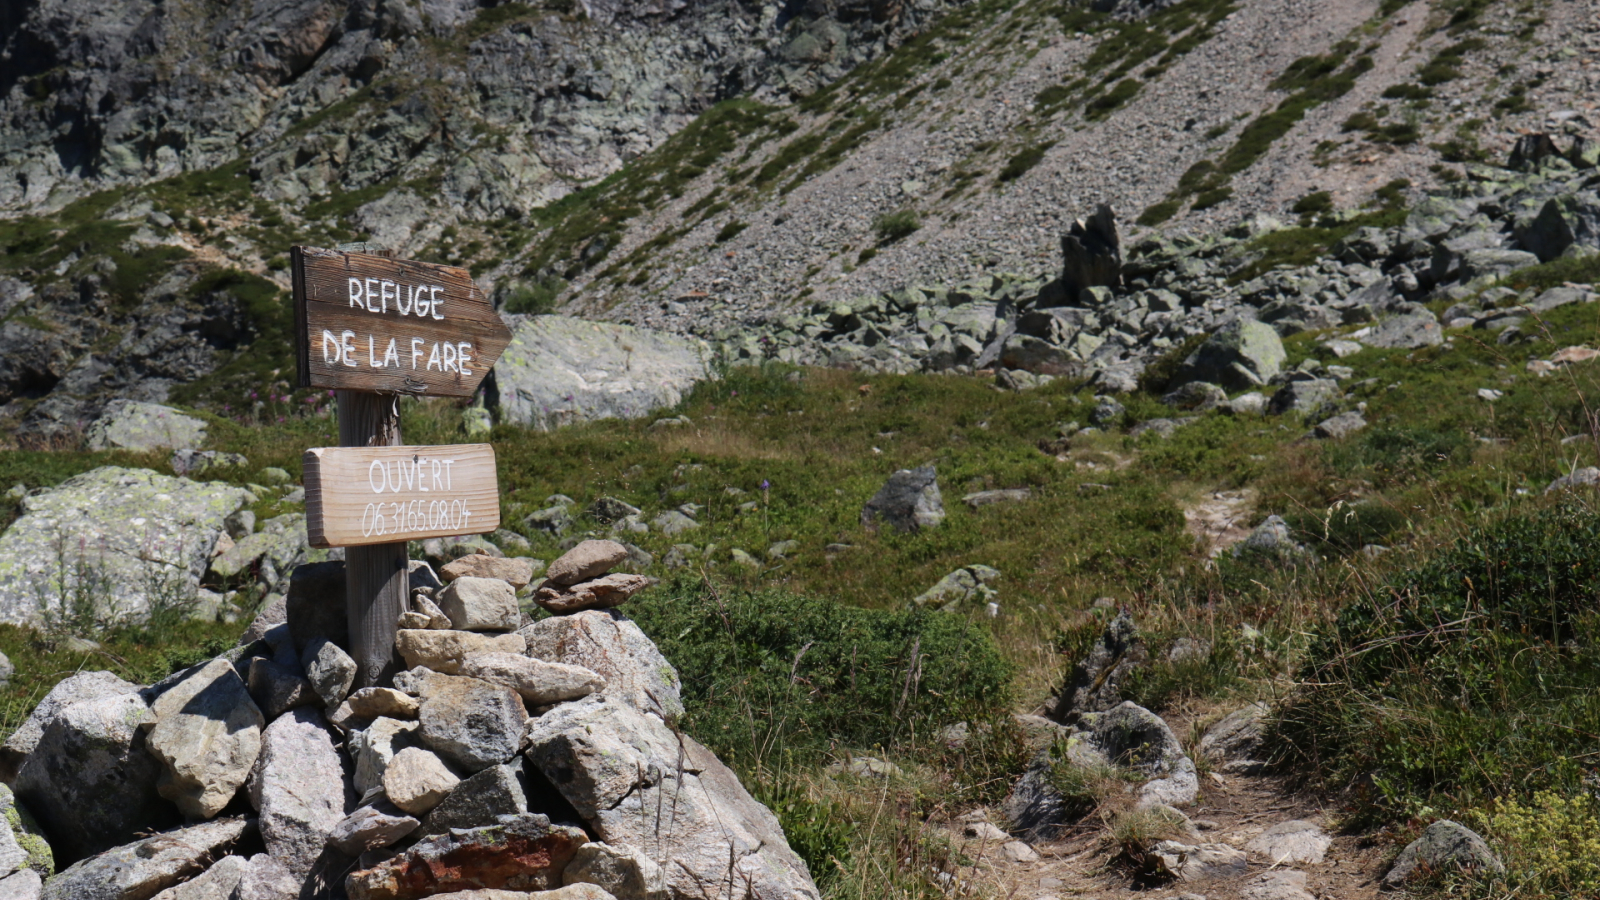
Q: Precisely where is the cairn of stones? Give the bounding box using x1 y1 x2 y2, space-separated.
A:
0 539 818 900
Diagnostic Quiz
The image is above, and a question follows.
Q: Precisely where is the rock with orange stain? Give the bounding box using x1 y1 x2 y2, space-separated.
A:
344 813 588 900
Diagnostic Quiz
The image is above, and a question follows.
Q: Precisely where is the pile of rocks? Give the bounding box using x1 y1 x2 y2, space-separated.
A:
0 540 818 900
717 141 1600 397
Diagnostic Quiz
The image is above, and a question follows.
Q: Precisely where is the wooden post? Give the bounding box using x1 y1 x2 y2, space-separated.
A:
338 391 408 688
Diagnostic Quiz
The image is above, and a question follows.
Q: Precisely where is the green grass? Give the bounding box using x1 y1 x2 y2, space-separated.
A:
873 210 921 244
997 141 1055 182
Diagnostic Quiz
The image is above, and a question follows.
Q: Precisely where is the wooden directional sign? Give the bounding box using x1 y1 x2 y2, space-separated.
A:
303 443 501 548
292 246 513 397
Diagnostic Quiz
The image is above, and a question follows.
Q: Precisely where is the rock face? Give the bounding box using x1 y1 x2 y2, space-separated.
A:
519 611 685 721
82 400 208 451
524 696 820 900
15 692 173 863
1383 820 1504 886
494 317 714 431
248 707 354 879
1052 611 1146 722
39 818 249 900
0 467 248 625
345 814 588 900
861 465 945 533
147 658 266 820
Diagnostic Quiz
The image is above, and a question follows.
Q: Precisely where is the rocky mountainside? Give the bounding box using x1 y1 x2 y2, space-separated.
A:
3 0 1598 437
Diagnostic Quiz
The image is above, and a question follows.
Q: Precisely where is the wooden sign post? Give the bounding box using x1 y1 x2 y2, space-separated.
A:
292 245 513 686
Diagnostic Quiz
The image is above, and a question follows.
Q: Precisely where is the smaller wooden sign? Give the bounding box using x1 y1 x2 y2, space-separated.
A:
293 246 514 397
303 443 501 548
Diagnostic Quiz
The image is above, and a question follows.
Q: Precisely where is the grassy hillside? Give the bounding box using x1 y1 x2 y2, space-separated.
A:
5 291 1600 894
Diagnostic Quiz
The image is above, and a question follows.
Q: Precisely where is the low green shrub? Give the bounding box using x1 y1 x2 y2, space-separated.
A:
873 210 921 244
1276 504 1600 822
628 577 1014 765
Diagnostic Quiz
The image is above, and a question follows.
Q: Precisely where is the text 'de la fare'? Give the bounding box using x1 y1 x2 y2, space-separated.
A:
320 330 475 375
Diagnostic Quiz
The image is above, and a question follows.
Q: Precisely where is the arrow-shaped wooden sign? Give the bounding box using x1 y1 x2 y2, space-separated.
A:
292 246 513 397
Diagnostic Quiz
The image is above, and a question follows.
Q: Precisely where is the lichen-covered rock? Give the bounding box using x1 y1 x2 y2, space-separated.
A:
15 692 174 862
248 707 354 879
0 467 249 626
304 636 358 709
0 785 51 878
82 400 206 452
911 565 1000 611
147 658 265 820
519 611 683 721
1174 319 1285 390
524 696 819 900
39 817 248 900
494 317 713 431
1199 703 1269 774
344 813 588 900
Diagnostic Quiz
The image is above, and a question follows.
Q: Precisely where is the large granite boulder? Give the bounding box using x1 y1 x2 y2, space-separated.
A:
1174 319 1285 390
524 695 820 900
0 467 249 625
15 692 175 863
861 465 944 533
1059 204 1123 299
82 401 207 452
0 671 141 781
494 316 713 431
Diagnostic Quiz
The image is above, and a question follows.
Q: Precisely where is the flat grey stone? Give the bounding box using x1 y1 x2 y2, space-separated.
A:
40 818 248 900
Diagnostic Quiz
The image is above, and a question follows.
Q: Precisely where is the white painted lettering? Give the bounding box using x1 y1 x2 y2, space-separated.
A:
431 459 442 490
369 461 385 493
367 334 380 368
410 338 425 369
457 342 473 377
441 341 458 374
426 342 442 371
340 330 358 367
382 338 399 368
380 280 395 314
442 459 455 490
349 278 363 308
364 278 379 312
322 330 341 365
385 461 402 493
397 284 414 316
430 286 444 320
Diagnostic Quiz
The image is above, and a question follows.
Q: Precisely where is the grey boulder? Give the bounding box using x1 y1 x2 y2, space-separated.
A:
416 674 525 772
248 707 354 879
524 696 819 900
495 316 713 431
15 692 173 862
1175 319 1285 390
1052 611 1145 721
436 576 519 632
82 400 207 452
563 842 666 899
148 854 251 900
0 671 140 781
418 762 528 837
457 653 606 706
1364 312 1443 349
327 802 420 855
1383 820 1504 886
304 636 359 709
1199 703 1270 774
861 465 944 533
519 611 684 722
147 658 265 820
